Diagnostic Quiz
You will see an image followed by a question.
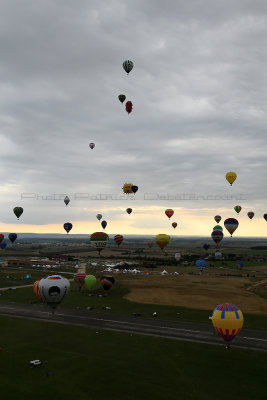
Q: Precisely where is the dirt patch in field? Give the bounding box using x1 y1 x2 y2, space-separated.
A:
122 274 267 314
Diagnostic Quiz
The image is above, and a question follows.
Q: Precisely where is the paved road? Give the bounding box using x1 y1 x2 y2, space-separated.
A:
0 302 266 351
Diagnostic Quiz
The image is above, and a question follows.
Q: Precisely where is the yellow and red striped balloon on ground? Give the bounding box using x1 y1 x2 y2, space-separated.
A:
33 280 42 299
212 303 243 342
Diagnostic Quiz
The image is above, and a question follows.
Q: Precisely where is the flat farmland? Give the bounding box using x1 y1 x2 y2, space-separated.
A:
122 269 267 314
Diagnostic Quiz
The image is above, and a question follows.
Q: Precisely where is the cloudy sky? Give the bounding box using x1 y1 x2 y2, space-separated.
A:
0 0 267 237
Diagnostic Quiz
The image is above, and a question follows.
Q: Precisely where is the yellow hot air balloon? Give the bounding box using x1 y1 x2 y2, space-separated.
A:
122 183 133 194
212 303 243 346
155 234 170 251
226 172 237 186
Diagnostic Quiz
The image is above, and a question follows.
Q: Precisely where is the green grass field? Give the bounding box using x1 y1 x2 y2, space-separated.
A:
1 281 267 330
0 315 266 400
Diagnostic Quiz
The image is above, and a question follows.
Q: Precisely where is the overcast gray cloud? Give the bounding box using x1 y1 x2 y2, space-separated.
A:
0 0 266 233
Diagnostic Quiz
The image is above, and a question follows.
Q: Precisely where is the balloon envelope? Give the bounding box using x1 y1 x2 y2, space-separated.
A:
125 101 133 114
213 225 223 231
114 234 123 246
90 232 109 254
263 214 267 221
0 234 4 244
89 143 95 149
226 172 237 186
74 272 86 290
13 207 23 219
122 183 133 194
172 222 177 229
155 234 170 250
247 212 254 219
123 60 134 74
211 230 223 245
214 215 221 223
212 303 244 342
0 241 7 249
203 243 210 251
196 259 206 271
118 94 126 103
234 205 242 214
96 214 102 221
237 261 244 268
85 275 97 290
165 209 174 219
100 276 115 291
8 233 17 243
215 251 222 259
63 222 73 234
64 196 70 206
38 275 69 309
224 218 239 236
126 208 132 214
101 220 107 229
33 280 42 299
131 185 138 194
175 253 181 261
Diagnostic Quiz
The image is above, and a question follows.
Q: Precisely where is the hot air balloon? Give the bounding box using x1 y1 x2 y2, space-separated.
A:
172 222 177 229
101 220 107 230
13 207 23 219
126 208 132 215
237 261 244 268
155 234 170 251
122 183 133 194
214 251 222 260
0 241 7 249
247 212 254 220
214 215 221 223
234 205 242 214
33 280 42 299
175 253 181 261
131 185 138 194
224 218 239 236
74 272 86 291
64 196 70 206
96 214 102 221
118 94 126 103
211 303 244 346
85 275 97 290
114 234 123 247
226 172 237 186
165 209 174 219
100 276 115 291
263 214 267 221
211 230 223 246
38 275 70 311
123 60 134 74
203 243 210 251
90 232 109 254
89 143 95 149
8 233 17 243
213 225 223 231
63 222 73 234
196 259 206 273
0 235 4 244
125 101 133 114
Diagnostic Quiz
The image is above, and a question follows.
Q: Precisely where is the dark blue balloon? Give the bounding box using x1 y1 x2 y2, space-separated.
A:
63 222 73 233
101 220 107 230
8 233 17 243
0 241 7 249
203 243 210 251
237 261 244 268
